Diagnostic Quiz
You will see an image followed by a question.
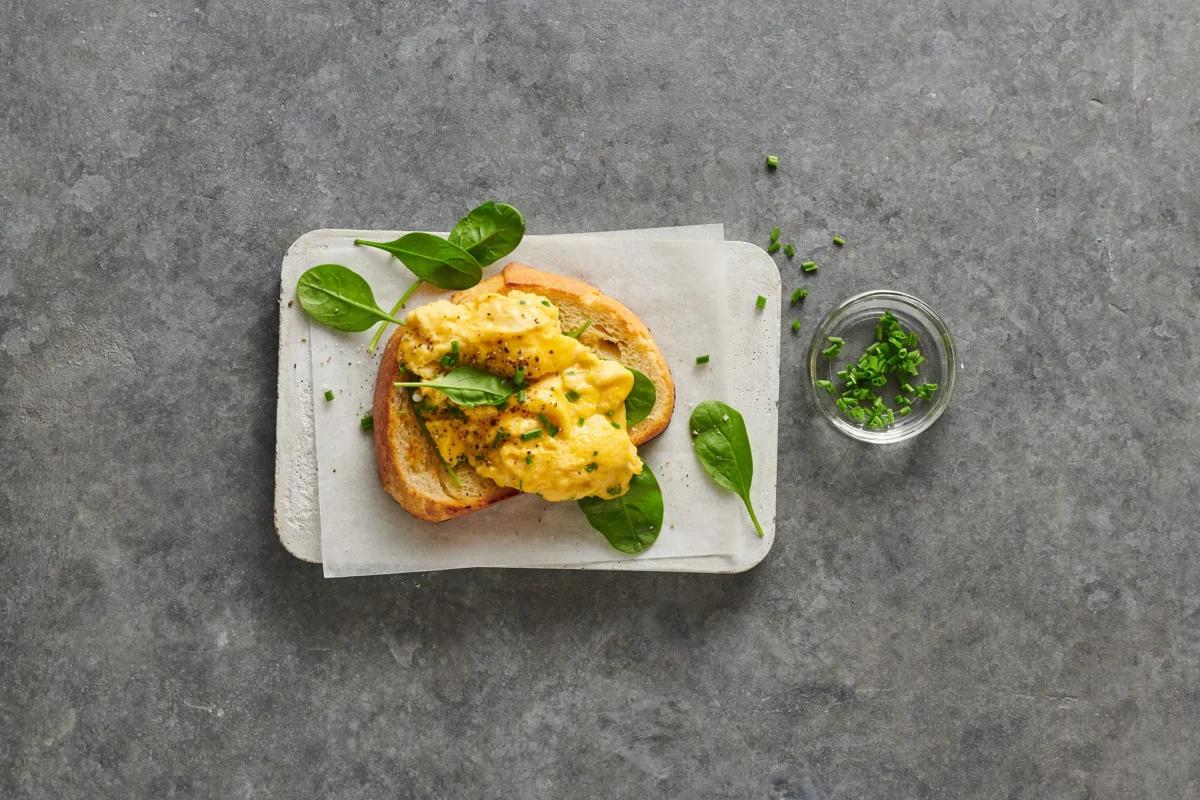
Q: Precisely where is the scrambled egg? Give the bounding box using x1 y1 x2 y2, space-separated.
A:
397 290 642 501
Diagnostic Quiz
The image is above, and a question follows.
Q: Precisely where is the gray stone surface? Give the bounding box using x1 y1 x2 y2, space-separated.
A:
2 0 1199 796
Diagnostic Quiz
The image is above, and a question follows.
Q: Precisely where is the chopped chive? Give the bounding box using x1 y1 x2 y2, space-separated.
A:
789 287 808 305
440 340 460 367
791 320 802 333
517 389 526 403
755 295 767 310
520 429 543 441
801 260 818 273
577 417 585 426
814 379 835 394
537 413 561 436
525 453 533 464
565 389 581 402
611 421 620 429
783 243 795 258
360 412 373 431
565 320 593 339
832 234 845 246
765 154 780 169
490 429 509 448
512 365 526 387
585 462 598 473
770 227 781 243
324 389 335 402
813 311 937 429
767 241 781 254
696 354 710 364
540 300 551 306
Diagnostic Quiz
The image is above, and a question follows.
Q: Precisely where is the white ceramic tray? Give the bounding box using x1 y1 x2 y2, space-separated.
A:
274 225 780 575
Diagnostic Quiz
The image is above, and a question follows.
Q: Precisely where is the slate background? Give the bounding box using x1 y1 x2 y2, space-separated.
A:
2 1 1199 797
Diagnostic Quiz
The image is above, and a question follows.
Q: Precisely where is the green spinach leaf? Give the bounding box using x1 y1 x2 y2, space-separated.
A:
689 400 764 537
354 232 482 290
448 201 526 265
624 368 656 426
296 264 404 332
394 366 514 407
577 461 663 554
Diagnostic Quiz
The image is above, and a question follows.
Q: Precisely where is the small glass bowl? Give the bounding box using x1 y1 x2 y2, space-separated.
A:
807 290 957 444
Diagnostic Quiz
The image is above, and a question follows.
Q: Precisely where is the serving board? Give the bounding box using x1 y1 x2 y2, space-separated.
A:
275 225 780 575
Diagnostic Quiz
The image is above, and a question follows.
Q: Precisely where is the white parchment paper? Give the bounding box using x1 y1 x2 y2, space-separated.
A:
275 225 725 564
307 235 779 576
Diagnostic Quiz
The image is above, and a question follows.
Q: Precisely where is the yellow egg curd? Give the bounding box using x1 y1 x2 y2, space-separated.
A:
397 290 642 501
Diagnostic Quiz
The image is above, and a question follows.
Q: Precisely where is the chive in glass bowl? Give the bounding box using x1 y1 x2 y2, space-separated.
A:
807 290 957 444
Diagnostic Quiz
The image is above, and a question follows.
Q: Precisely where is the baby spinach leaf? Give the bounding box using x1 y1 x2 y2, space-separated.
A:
354 232 482 290
577 461 663 554
624 368 656 426
689 400 764 537
448 201 526 266
394 366 514 407
296 264 404 332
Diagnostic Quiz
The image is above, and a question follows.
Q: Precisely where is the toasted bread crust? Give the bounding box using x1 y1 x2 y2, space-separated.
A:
373 332 517 522
375 263 674 522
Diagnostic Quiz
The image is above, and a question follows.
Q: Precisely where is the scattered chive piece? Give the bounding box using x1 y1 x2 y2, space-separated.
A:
490 429 509 448
832 234 846 246
790 287 808 305
696 354 710 364
541 300 551 306
815 379 835 394
765 154 780 169
360 413 373 431
537 413 561 437
791 320 802 333
517 389 526 403
611 421 620 429
783 243 795 258
770 227 781 243
512 365 526 387
585 462 598 473
324 389 335 402
440 340 460 367
565 320 593 339
577 417 585 426
801 260 818 273
756 295 767 310
520 429 543 441
767 241 781 254
525 453 533 464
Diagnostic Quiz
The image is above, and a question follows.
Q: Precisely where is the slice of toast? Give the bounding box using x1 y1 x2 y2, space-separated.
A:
373 263 675 522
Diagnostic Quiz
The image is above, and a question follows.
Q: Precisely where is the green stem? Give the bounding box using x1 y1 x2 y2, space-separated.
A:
368 278 423 353
410 401 461 488
742 494 764 538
